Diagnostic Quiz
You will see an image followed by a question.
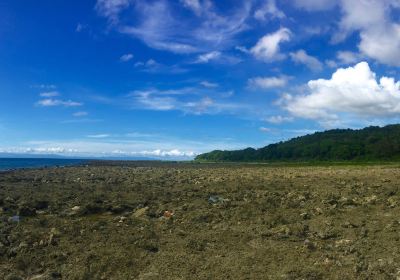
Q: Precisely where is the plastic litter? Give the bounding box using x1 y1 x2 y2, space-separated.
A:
10 215 20 222
208 195 229 205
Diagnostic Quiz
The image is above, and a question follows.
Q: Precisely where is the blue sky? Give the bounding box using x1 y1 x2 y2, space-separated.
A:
1 0 400 158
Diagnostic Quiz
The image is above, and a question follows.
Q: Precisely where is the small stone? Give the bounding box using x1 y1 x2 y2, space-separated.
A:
18 206 36 217
387 197 397 208
5 274 23 280
48 228 60 246
132 207 149 218
364 195 378 205
18 241 28 250
300 212 310 220
304 239 316 250
71 206 80 212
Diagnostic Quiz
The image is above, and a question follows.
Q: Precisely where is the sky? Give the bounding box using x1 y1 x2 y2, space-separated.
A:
1 0 400 159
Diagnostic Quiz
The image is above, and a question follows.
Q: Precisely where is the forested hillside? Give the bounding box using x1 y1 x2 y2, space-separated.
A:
195 124 400 162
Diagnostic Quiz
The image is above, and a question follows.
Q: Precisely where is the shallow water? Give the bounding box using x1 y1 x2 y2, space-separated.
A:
0 158 85 170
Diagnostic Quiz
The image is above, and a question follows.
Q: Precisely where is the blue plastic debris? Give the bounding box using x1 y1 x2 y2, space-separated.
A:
10 215 20 222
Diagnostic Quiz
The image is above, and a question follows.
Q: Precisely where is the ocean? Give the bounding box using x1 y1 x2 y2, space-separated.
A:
0 158 86 171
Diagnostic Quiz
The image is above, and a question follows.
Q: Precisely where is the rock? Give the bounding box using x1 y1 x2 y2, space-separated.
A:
0 242 6 256
81 203 103 215
363 195 378 205
304 239 316 250
132 207 149 218
387 197 397 208
300 212 311 220
5 274 23 280
34 200 49 210
317 228 337 240
48 228 60 246
163 210 174 218
18 206 36 217
4 197 15 204
18 241 28 250
109 204 132 214
71 206 80 212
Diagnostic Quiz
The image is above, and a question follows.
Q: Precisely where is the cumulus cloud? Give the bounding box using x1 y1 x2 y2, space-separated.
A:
326 51 362 68
248 76 288 89
281 62 400 127
120 53 134 62
290 50 323 71
36 99 83 107
333 0 400 66
250 27 291 62
254 0 285 21
336 51 361 64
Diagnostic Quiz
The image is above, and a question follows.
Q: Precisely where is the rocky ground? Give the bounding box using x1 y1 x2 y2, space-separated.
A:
1 162 400 279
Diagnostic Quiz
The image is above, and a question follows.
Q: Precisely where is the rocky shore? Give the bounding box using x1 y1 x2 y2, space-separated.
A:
1 162 400 279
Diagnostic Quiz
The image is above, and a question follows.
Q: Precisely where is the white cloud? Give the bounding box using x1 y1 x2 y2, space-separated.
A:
180 0 202 15
36 99 83 107
76 23 88 32
130 87 244 115
134 59 187 74
290 49 323 71
333 0 400 66
250 27 291 62
87 134 110 138
325 59 338 68
2 132 256 159
254 0 285 21
108 0 251 53
248 76 288 89
281 62 400 127
293 0 337 11
326 51 362 68
194 51 242 65
200 81 219 88
136 149 196 157
259 127 271 132
120 53 134 62
336 51 361 64
265 115 294 124
195 51 221 63
95 0 131 24
73 111 89 117
32 84 57 89
39 91 60 97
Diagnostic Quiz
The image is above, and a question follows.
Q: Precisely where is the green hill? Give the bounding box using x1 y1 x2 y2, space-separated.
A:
195 124 400 162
